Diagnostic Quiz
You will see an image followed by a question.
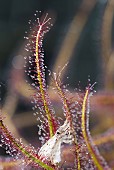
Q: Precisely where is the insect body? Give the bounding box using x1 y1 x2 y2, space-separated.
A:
38 119 74 165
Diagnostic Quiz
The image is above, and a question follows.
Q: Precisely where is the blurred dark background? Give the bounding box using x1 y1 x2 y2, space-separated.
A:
0 0 109 89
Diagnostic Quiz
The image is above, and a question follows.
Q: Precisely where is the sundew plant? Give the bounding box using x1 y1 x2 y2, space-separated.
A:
0 12 112 170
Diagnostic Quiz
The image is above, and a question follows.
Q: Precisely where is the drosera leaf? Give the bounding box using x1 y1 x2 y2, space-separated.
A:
52 72 81 169
35 13 56 138
81 86 111 170
25 12 58 139
0 117 54 170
